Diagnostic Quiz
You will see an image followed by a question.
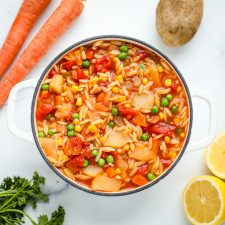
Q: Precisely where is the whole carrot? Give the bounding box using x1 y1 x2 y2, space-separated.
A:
0 0 84 108
0 0 51 78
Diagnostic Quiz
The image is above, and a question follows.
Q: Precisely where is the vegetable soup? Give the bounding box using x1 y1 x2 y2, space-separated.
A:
35 39 190 192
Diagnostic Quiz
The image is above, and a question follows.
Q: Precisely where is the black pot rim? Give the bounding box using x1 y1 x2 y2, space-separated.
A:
31 35 193 196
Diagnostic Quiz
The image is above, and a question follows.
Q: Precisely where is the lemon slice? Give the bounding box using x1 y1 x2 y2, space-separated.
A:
206 133 225 179
183 176 225 225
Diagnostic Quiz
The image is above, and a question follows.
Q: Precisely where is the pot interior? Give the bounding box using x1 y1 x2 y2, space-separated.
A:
31 35 193 196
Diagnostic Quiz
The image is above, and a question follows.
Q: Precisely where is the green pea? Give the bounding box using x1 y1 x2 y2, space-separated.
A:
72 113 79 119
106 155 114 164
166 94 173 101
97 158 105 167
82 60 90 68
161 97 169 107
92 149 98 157
84 159 89 168
147 173 155 181
48 129 55 136
41 84 49 90
120 45 128 53
139 64 145 70
176 128 182 135
141 133 148 141
171 105 178 113
151 105 159 114
112 107 119 116
68 130 75 137
46 114 52 120
119 52 127 60
67 124 74 131
108 121 115 128
38 132 45 138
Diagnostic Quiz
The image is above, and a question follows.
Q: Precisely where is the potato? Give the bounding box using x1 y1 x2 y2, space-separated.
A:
39 138 57 159
132 93 154 110
156 0 203 47
50 75 64 94
91 175 121 192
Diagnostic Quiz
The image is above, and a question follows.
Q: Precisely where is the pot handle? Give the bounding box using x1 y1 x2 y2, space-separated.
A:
187 88 216 151
7 79 38 143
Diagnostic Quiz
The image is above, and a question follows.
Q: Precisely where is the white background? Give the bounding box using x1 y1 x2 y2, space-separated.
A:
0 0 225 224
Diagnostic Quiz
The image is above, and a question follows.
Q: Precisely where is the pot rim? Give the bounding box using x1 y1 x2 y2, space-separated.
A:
31 35 193 196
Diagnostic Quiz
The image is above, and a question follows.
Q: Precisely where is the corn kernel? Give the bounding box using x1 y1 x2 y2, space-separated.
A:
123 144 130 151
177 86 182 92
84 70 89 77
171 152 177 159
92 76 99 83
76 97 82 106
57 138 63 147
72 85 79 93
116 75 123 84
112 86 119 94
165 136 171 144
115 95 126 102
164 79 172 87
62 154 68 160
174 117 181 125
100 137 105 143
88 124 97 133
75 125 82 132
159 112 164 120
116 168 121 174
142 78 148 85
158 66 163 73
124 103 131 108
73 119 80 124
180 132 185 138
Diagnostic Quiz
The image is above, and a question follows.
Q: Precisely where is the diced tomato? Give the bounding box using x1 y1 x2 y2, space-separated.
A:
62 60 76 70
95 55 112 72
150 122 176 135
137 164 149 175
36 103 53 121
65 158 79 173
77 68 86 79
101 152 108 159
94 103 109 112
160 159 172 168
75 155 85 167
81 148 92 159
40 90 49 99
49 69 56 78
137 50 148 60
64 137 82 156
86 48 95 60
118 106 134 120
96 92 106 102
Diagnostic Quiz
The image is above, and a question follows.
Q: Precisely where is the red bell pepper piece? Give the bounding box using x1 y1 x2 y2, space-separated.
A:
150 122 176 135
95 55 112 72
62 59 76 70
77 68 86 79
36 103 53 121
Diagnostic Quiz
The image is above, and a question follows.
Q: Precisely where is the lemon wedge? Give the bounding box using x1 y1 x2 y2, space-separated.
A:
206 133 225 179
183 175 225 225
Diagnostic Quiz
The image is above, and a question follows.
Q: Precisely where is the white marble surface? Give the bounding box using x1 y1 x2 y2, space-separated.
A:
1 0 225 224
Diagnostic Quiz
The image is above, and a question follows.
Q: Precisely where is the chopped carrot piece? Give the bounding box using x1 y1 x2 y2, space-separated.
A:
131 174 148 186
96 92 106 102
54 95 64 105
40 90 49 99
94 103 109 112
132 111 147 127
106 167 117 178
81 93 86 102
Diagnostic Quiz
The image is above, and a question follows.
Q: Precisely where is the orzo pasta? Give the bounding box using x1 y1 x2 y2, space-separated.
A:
35 40 189 192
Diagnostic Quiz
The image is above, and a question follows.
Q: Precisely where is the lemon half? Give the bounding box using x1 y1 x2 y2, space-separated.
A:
183 175 225 225
206 133 225 179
